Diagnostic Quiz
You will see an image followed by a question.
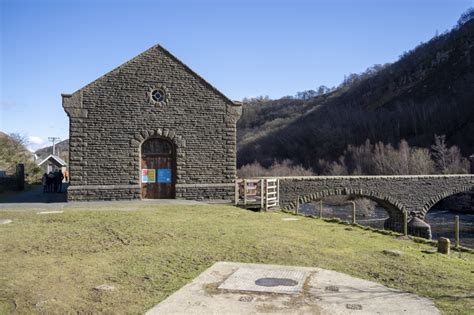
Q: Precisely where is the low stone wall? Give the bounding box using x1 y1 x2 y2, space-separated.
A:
67 185 141 201
176 183 234 201
66 183 235 201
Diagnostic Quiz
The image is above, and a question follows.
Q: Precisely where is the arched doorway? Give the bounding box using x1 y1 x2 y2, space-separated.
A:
141 137 176 199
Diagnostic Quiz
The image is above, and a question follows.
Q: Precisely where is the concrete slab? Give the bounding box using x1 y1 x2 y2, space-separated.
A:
146 262 440 315
218 266 309 295
0 219 12 224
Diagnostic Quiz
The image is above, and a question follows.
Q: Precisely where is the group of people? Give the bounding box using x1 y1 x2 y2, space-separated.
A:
42 170 65 193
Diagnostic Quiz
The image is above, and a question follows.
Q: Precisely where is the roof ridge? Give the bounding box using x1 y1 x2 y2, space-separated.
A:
153 44 237 106
65 44 240 107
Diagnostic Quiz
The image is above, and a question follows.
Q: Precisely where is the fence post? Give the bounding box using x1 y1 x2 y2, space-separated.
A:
234 180 239 205
276 178 280 208
243 179 247 207
403 211 408 236
350 201 356 224
455 215 460 248
295 195 300 215
260 179 264 210
319 200 323 218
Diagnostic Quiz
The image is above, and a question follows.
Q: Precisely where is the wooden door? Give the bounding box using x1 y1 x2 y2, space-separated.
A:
141 138 175 199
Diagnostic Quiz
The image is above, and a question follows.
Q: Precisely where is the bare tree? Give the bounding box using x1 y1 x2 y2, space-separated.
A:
431 135 450 172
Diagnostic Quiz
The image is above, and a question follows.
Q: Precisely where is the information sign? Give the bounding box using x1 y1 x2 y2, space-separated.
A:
157 169 172 183
142 169 156 183
142 169 149 183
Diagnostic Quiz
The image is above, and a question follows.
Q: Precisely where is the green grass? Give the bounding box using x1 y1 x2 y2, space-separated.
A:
0 204 473 314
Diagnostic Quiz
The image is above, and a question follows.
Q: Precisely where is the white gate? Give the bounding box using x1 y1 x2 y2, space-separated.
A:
235 178 280 211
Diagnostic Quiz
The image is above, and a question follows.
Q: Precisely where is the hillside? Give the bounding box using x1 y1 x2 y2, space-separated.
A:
35 139 69 163
238 16 474 171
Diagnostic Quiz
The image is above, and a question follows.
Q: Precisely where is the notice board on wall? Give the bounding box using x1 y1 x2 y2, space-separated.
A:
142 169 156 183
157 169 172 183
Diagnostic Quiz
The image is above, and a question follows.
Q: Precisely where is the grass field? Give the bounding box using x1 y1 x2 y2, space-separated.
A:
0 204 473 314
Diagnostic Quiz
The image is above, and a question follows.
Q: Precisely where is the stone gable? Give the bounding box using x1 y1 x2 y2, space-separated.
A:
63 45 241 201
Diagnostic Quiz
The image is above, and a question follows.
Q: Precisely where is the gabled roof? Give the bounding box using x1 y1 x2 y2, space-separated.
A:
38 154 67 167
64 44 241 107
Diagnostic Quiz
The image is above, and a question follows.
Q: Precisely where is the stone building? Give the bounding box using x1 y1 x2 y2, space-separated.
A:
62 44 241 201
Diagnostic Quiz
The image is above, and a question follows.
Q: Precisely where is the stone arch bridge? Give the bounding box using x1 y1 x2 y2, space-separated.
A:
276 175 473 237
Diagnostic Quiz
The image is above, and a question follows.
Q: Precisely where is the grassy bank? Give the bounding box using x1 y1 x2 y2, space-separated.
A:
1 204 473 314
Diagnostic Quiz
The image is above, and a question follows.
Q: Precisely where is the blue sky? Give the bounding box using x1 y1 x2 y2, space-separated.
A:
1 0 472 151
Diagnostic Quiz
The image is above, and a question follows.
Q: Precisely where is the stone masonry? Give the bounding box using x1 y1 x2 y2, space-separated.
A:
63 44 241 201
277 175 474 235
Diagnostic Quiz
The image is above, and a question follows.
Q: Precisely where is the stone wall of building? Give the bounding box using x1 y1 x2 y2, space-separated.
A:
64 45 241 201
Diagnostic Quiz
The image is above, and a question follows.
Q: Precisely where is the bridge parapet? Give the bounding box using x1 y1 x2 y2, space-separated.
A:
272 174 474 237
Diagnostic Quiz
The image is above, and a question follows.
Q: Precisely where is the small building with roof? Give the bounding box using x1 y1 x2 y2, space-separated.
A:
38 154 67 174
62 44 242 201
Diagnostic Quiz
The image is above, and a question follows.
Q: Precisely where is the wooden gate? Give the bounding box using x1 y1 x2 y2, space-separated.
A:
234 178 280 211
141 137 175 199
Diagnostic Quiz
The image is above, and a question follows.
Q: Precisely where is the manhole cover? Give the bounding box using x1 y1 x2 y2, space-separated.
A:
218 267 309 295
255 278 298 287
346 303 363 310
325 285 339 292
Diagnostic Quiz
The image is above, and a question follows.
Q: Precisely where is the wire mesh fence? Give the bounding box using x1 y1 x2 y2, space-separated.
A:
295 199 474 248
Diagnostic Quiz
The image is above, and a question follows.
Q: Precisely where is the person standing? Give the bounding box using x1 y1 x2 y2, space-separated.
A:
57 170 64 193
42 173 48 193
47 172 54 193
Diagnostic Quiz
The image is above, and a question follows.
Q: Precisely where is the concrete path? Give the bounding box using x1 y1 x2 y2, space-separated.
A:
147 262 440 315
0 189 208 211
0 185 67 204
0 186 233 211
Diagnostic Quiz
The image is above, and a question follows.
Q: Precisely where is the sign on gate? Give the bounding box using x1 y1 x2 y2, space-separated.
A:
142 169 156 183
157 169 172 183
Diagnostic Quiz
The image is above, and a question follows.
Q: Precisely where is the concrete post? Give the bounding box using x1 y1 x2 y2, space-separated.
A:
403 211 408 236
295 196 299 215
349 201 356 224
437 237 450 255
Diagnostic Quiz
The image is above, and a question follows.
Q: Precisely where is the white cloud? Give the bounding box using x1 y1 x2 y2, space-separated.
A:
28 136 45 145
27 136 47 152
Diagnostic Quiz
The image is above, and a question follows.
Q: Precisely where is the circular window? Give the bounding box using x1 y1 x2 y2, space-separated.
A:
148 85 169 107
151 89 165 102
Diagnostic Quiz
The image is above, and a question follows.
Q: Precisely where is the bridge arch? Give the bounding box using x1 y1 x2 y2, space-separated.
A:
420 184 474 218
285 188 406 230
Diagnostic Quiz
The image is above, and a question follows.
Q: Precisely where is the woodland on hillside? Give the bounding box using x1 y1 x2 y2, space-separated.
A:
238 135 469 177
0 132 42 183
237 10 474 174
